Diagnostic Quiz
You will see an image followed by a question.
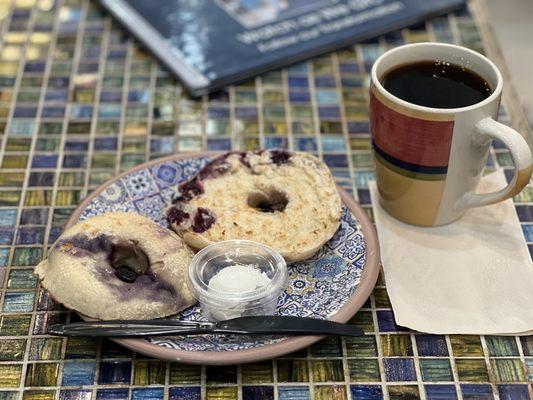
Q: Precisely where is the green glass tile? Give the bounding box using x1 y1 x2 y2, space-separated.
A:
17 90 40 102
95 121 120 135
495 152 513 167
25 363 60 387
450 335 484 356
91 153 116 168
373 288 391 308
348 137 371 152
58 172 85 187
514 186 533 202
0 315 32 335
29 338 63 360
234 120 258 136
133 360 165 385
126 105 149 118
263 105 285 118
292 121 314 135
7 268 38 288
291 105 314 118
382 335 412 356
344 106 369 119
206 120 231 136
419 359 453 382
347 310 374 333
0 365 23 387
24 190 52 206
236 138 261 151
67 122 91 134
263 120 288 135
122 138 146 152
0 191 21 206
241 362 273 384
345 335 378 357
89 171 114 186
320 121 343 134
64 337 98 359
0 338 26 360
486 336 519 357
2 155 28 168
455 359 489 382
526 358 533 381
129 76 150 88
351 153 373 168
490 359 527 382
206 387 238 400
521 336 533 356
0 392 18 400
55 190 81 206
314 386 347 400
21 77 43 87
388 385 420 400
35 139 60 152
312 360 344 382
0 172 25 187
168 363 201 384
74 88 95 103
277 359 309 382
22 391 55 400
5 138 32 151
52 208 72 226
120 153 146 169
262 72 282 86
311 337 342 357
348 358 381 382
38 122 62 135
12 247 43 266
263 90 285 103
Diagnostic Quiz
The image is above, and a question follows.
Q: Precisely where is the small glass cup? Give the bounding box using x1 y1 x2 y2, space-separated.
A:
188 240 288 321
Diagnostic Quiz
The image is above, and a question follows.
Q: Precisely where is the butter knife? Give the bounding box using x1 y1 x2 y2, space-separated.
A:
49 316 363 337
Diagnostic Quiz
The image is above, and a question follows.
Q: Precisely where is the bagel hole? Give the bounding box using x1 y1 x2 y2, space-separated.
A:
247 188 288 213
108 240 149 283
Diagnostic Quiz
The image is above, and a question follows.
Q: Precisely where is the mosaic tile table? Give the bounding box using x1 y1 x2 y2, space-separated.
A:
0 0 531 399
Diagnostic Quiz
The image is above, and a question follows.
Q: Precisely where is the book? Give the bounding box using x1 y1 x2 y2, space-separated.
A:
98 0 465 96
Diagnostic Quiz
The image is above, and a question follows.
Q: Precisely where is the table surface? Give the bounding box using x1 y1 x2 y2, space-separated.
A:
0 0 531 399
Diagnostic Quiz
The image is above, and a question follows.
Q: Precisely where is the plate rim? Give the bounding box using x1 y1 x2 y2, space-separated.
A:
65 152 381 364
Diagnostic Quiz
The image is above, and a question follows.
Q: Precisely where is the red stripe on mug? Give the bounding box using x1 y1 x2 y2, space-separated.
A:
370 91 455 168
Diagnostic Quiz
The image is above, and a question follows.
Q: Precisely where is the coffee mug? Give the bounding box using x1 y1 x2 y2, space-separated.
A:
370 42 533 226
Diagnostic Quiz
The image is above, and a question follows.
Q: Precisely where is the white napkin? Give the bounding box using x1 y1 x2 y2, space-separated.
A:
369 169 533 335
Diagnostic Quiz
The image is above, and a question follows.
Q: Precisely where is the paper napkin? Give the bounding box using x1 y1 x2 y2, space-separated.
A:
370 169 533 334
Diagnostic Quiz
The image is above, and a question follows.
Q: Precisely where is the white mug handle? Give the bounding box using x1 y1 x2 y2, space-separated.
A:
455 117 533 210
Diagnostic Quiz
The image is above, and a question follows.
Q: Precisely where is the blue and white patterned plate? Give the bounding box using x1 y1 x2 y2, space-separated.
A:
69 154 380 360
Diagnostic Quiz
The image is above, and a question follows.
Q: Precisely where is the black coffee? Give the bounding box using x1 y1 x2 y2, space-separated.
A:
381 60 492 109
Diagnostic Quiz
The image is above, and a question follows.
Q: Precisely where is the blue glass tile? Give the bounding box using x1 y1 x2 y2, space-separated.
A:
516 206 533 222
416 335 449 356
321 136 346 152
357 189 371 205
485 154 495 168
528 244 533 260
318 106 341 119
62 361 96 386
289 91 310 103
128 90 150 103
461 384 494 400
32 155 58 168
63 155 87 168
45 90 68 102
264 137 287 150
169 387 200 400
20 209 48 225
83 47 101 58
0 248 9 266
425 385 457 400
94 138 118 151
78 63 98 73
384 358 417 381
354 171 375 189
0 210 17 227
323 154 348 168
497 385 530 400
12 9 31 17
14 107 38 118
59 390 92 400
209 90 230 102
243 386 274 400
315 76 336 87
3 291 35 312
70 105 93 119
0 228 14 245
278 386 310 400
48 77 70 88
16 226 45 245
99 104 122 118
65 141 89 151
59 21 79 34
288 77 308 88
294 137 317 152
347 121 370 133
101 340 131 358
42 107 65 118
207 107 230 118
522 225 533 242
504 169 514 184
339 63 360 73
206 138 231 151
98 361 132 384
49 227 62 244
29 172 55 186
24 62 46 73
315 91 339 105
107 49 127 58
493 140 506 149
287 63 308 73
151 137 175 153
235 107 258 119
350 385 383 400
132 388 164 400
100 91 122 102
341 76 363 87
96 389 129 400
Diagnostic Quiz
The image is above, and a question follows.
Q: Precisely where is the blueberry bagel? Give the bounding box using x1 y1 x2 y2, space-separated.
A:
167 150 342 262
35 212 195 320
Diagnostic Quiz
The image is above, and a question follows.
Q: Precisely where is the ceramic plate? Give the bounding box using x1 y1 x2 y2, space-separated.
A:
67 152 381 364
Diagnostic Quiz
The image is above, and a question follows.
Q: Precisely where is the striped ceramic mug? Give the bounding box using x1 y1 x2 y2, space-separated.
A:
370 42 533 226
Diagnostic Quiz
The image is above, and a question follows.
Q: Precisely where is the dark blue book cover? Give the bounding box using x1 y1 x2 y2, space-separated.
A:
98 0 465 96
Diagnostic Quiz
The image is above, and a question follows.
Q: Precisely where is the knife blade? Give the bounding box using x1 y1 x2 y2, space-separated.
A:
49 316 363 337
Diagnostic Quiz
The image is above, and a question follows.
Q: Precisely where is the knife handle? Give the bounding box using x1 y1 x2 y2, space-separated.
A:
49 320 215 337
